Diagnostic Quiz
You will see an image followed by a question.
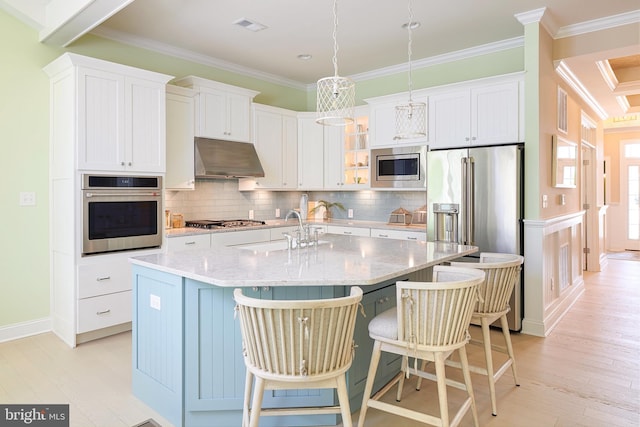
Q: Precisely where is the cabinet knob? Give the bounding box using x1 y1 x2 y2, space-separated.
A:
128 162 132 166
262 286 270 292
379 234 388 238
252 287 259 292
465 137 470 142
96 309 111 315
121 161 125 166
96 276 111 282
471 136 477 141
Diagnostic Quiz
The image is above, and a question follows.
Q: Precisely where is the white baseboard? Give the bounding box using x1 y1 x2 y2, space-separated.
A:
0 317 52 343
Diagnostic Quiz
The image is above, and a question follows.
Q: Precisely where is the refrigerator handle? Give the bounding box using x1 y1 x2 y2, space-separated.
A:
461 157 468 244
467 157 475 245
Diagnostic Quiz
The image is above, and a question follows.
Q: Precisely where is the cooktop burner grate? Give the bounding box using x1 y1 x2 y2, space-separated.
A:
185 219 266 229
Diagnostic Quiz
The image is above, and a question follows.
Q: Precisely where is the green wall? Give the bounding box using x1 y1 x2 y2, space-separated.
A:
0 8 523 330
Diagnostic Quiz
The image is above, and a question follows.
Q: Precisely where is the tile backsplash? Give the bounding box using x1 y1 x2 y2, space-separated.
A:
165 179 427 222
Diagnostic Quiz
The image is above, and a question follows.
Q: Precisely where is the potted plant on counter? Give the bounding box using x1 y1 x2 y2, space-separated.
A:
309 200 346 222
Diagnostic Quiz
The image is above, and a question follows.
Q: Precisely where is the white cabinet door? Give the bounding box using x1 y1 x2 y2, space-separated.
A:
428 79 521 149
77 67 125 171
369 100 427 148
324 126 344 189
212 229 271 247
193 84 254 142
471 81 520 145
165 234 211 252
126 76 166 173
326 225 370 237
77 68 167 172
297 114 325 190
370 228 427 242
252 105 297 190
166 86 195 190
282 114 298 189
428 90 471 149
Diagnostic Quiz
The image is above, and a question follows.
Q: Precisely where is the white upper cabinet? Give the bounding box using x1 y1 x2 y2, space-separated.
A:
247 104 297 190
297 113 325 190
49 55 172 173
174 76 259 143
428 77 522 149
368 96 428 148
165 85 195 190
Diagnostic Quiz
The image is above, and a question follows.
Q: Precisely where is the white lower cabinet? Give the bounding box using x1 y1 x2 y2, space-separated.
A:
210 229 271 247
75 256 135 336
165 234 211 252
326 225 370 237
370 228 427 242
77 291 132 334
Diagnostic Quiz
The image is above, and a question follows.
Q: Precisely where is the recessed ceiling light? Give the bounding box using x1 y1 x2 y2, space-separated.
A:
401 21 420 30
297 54 312 61
233 18 267 32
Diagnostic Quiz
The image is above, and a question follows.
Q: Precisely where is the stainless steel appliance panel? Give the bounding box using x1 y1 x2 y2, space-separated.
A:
427 144 524 330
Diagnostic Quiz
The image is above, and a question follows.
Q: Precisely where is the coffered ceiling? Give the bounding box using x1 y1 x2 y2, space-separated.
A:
2 0 639 120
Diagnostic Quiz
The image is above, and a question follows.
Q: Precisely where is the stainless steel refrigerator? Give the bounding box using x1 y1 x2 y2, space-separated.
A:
427 143 524 330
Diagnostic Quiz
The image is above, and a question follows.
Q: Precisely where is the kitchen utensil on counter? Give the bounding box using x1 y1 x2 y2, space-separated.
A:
388 207 412 225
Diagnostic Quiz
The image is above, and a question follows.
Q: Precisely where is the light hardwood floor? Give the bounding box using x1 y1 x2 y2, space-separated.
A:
1 258 638 427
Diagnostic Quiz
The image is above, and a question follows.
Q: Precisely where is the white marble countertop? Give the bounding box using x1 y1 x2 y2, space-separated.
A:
130 234 476 287
164 218 427 238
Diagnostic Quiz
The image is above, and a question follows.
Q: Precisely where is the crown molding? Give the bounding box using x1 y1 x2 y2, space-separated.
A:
555 60 608 120
91 26 308 91
555 9 640 39
349 37 524 84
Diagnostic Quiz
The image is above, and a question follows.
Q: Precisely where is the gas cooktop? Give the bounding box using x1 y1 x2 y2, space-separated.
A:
185 219 266 229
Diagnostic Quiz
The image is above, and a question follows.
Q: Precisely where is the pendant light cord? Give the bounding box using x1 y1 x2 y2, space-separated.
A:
332 0 339 78
406 0 414 103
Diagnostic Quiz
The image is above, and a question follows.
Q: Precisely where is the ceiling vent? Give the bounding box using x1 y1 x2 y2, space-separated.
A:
233 18 267 32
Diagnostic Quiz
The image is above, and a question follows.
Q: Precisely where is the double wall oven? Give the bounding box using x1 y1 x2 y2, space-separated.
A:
82 175 163 255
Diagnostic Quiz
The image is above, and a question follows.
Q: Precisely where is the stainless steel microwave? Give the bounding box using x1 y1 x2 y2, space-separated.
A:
371 145 427 189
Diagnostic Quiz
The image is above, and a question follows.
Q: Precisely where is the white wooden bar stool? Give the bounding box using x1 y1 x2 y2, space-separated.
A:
234 286 363 427
448 252 524 416
357 266 485 427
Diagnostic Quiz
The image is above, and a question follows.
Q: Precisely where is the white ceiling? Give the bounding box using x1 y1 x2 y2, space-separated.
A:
2 0 639 119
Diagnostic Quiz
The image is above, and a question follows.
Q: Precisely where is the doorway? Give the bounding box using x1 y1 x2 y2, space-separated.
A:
620 140 640 251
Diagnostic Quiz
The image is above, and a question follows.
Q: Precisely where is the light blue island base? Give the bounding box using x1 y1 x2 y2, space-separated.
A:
130 235 477 427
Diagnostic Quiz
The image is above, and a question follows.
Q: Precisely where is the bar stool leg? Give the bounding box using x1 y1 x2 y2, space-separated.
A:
480 317 498 416
500 314 520 386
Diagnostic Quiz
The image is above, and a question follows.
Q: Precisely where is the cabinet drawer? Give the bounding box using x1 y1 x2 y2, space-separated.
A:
212 229 270 247
77 291 131 333
371 228 427 242
326 225 370 237
166 234 211 252
78 260 131 299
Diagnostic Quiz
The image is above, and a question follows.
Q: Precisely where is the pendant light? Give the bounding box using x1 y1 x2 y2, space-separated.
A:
316 0 355 126
394 0 426 139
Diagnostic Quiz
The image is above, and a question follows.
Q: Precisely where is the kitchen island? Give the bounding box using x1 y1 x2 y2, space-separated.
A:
129 235 476 427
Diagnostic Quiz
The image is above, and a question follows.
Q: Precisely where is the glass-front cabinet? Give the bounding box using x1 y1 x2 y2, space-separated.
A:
344 114 370 187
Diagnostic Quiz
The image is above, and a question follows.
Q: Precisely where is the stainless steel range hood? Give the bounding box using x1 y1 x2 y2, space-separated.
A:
194 137 265 178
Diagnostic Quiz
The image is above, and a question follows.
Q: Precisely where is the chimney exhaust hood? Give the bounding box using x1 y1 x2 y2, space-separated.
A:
194 137 265 178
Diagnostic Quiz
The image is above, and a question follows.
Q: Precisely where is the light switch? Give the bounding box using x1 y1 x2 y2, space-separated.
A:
249 209 254 219
542 194 548 209
19 192 36 206
348 209 354 218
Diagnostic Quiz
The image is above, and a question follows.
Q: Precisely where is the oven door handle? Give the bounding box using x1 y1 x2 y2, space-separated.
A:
84 192 161 198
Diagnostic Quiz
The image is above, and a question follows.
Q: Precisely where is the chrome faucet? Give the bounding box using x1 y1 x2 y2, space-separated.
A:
285 209 305 237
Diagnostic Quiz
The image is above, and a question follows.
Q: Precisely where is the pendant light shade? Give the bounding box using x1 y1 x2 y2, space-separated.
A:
316 0 355 126
394 0 426 139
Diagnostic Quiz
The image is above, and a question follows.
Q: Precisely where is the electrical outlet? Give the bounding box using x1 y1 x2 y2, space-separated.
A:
542 194 548 208
348 209 353 219
275 208 280 218
249 209 254 219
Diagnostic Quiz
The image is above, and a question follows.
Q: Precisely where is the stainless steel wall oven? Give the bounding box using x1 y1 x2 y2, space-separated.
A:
82 175 162 255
